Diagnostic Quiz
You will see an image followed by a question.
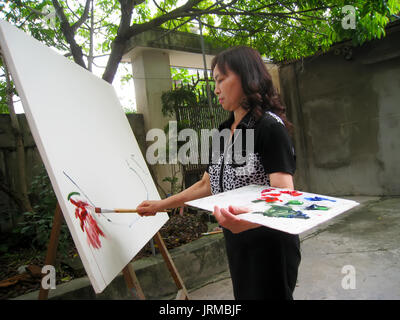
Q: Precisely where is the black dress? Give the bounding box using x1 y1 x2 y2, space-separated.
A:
206 111 301 300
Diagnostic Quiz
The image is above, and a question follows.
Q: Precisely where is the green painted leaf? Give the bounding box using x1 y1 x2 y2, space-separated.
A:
67 192 80 201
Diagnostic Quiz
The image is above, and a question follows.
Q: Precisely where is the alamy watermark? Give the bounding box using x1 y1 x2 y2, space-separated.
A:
341 265 356 290
145 121 254 166
41 5 57 29
41 265 56 290
342 5 356 30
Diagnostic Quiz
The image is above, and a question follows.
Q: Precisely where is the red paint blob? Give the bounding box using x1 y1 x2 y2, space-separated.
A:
280 190 303 197
264 197 280 203
266 193 282 197
69 198 105 249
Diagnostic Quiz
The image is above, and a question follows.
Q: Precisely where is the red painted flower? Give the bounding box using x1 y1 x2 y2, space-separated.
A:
68 193 106 249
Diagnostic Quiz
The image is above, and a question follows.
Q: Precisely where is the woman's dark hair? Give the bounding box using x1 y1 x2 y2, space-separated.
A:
211 46 292 132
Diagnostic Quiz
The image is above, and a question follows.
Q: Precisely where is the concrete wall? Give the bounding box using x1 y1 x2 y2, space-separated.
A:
15 233 229 300
0 113 147 232
265 62 281 94
279 23 400 196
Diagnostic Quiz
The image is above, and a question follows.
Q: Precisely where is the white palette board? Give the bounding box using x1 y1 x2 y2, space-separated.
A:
186 185 359 234
0 20 168 293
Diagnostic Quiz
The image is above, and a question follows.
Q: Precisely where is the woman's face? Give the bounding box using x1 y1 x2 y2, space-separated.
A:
213 64 245 112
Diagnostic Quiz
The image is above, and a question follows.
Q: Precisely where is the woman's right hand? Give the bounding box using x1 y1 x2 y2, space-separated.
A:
136 172 211 217
136 200 165 216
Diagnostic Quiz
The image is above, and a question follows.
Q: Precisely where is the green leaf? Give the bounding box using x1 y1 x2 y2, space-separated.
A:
67 192 80 201
21 226 31 234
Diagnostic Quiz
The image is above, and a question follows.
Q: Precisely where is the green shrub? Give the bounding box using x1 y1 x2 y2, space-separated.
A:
13 165 73 257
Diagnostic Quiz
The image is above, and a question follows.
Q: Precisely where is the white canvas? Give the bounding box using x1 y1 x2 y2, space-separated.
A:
186 185 359 234
0 20 168 293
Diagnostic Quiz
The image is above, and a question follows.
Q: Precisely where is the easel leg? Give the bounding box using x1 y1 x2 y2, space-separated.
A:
122 263 146 300
38 202 63 300
153 232 190 300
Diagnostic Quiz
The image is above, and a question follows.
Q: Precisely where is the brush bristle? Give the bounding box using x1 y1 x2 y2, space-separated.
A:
95 207 101 213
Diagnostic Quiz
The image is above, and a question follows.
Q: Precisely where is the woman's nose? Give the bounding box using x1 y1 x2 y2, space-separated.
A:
214 85 220 95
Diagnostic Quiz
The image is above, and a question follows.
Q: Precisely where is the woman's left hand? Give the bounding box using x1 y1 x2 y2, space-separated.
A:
213 205 261 234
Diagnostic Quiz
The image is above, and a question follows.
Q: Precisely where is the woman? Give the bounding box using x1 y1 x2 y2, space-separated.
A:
137 46 301 300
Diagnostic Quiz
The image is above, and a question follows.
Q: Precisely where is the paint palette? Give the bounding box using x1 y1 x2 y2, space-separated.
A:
185 185 359 234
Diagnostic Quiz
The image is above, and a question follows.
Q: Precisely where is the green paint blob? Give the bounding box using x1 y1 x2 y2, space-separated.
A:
252 199 265 203
285 200 304 205
252 205 309 219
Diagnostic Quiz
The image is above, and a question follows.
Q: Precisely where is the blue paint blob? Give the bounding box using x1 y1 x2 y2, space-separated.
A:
306 204 330 210
304 196 336 202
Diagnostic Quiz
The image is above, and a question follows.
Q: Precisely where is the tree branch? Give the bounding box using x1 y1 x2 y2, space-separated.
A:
152 0 168 13
149 1 227 44
101 0 137 83
102 0 239 83
126 0 211 37
71 0 91 32
51 0 87 69
200 19 262 34
12 0 46 16
100 0 330 83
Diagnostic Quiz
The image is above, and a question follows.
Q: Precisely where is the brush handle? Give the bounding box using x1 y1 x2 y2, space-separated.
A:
201 230 223 236
114 209 173 213
95 207 172 214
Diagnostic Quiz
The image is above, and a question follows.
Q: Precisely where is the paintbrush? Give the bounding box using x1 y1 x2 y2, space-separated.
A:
201 230 223 236
94 207 172 214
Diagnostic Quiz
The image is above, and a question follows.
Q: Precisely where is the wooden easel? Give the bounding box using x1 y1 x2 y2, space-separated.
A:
38 202 189 300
